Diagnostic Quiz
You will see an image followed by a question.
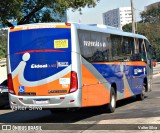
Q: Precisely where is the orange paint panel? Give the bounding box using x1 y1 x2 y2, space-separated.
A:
13 72 71 96
10 25 71 32
56 25 71 28
81 65 99 85
13 75 22 95
93 62 121 65
87 84 110 107
81 65 110 107
10 27 23 32
81 86 88 107
82 85 110 107
125 61 146 66
125 87 131 98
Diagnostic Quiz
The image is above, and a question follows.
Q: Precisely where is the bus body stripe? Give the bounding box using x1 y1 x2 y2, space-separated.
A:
16 49 65 54
93 61 146 66
10 25 71 32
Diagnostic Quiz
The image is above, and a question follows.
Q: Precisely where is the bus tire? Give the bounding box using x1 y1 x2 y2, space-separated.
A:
103 87 116 113
136 86 145 100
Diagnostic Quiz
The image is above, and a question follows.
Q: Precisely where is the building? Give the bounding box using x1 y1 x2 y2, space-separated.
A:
103 7 132 29
145 2 160 11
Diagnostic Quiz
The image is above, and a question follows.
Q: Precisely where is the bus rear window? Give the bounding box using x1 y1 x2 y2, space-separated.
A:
9 28 71 55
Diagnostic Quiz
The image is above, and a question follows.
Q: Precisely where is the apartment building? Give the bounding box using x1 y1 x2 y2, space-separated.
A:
103 7 132 29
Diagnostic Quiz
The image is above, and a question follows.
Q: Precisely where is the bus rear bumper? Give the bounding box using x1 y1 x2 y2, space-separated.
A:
9 91 81 110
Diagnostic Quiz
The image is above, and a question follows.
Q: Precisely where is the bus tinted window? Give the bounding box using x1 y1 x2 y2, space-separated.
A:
111 35 134 61
78 30 112 62
139 39 146 61
9 28 71 55
111 35 122 61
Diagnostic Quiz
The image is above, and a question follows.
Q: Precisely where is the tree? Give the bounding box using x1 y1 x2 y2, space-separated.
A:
123 5 160 61
0 30 7 58
122 23 132 32
0 0 100 26
123 23 160 61
140 4 160 23
0 0 23 26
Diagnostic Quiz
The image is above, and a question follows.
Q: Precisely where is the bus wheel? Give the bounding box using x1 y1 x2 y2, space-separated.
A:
103 87 116 113
136 86 145 100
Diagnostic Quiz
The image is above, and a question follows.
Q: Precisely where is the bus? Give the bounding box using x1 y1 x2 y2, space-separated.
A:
7 23 153 113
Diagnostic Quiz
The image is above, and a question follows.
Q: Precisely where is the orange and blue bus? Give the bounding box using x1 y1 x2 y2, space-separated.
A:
7 23 153 112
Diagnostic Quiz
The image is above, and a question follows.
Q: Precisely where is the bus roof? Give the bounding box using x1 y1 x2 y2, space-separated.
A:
9 23 70 32
73 23 148 40
9 22 148 41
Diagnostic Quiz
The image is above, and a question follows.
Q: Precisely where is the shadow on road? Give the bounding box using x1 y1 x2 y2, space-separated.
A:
0 95 156 123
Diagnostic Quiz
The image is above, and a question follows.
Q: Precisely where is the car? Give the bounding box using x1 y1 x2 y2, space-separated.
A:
152 61 156 67
0 79 9 107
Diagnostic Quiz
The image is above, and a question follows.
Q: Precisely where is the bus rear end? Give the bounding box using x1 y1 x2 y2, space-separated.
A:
7 23 81 109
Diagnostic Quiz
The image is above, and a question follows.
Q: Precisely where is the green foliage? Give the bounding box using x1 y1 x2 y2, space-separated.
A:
0 0 23 26
123 6 160 61
122 23 132 32
140 5 160 23
0 0 99 26
136 22 160 60
0 30 7 59
139 3 160 61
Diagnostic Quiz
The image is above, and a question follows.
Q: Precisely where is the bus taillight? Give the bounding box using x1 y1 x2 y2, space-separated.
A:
10 26 14 29
65 22 71 26
8 74 15 95
69 71 78 93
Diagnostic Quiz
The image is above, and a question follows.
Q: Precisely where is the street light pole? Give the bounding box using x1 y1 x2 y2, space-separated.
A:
131 0 136 33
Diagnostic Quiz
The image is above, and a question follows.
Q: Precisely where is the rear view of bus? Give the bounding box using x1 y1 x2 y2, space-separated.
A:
7 23 80 109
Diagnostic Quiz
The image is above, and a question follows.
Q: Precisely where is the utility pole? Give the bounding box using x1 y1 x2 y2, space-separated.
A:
131 0 136 33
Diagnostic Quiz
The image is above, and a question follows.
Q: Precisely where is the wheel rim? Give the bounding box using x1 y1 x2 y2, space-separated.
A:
111 93 115 108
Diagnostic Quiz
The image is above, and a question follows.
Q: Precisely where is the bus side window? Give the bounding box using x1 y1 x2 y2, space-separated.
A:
78 30 113 63
130 38 140 61
130 38 147 61
122 37 132 61
111 35 123 61
139 39 146 62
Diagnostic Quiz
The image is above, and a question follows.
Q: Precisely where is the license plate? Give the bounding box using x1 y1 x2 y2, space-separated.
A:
34 99 49 104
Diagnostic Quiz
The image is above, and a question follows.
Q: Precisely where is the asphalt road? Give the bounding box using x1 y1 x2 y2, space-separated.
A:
0 74 160 132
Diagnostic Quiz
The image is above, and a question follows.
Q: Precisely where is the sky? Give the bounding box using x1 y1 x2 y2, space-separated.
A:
67 0 160 24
